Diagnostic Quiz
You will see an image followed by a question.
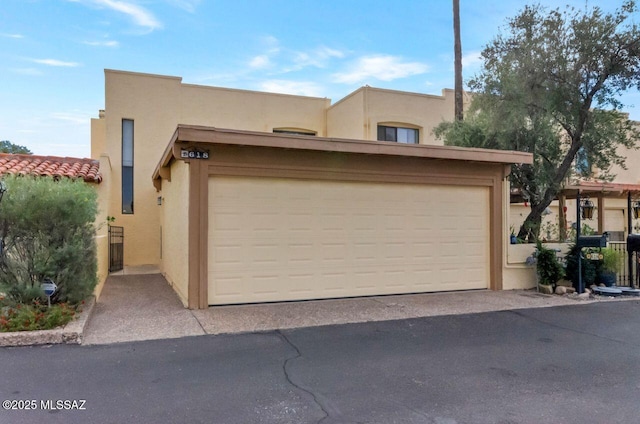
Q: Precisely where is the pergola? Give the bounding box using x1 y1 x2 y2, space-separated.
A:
558 181 640 240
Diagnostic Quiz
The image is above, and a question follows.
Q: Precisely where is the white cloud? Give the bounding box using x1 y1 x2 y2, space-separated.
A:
51 112 91 125
165 0 201 13
29 58 81 67
333 55 429 84
462 51 483 69
69 0 162 32
83 40 119 47
1 33 24 39
259 80 323 97
291 46 345 70
261 35 279 51
10 68 44 76
249 55 271 69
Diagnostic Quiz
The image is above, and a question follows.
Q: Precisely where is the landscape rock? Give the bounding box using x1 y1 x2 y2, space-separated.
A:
555 286 567 295
556 279 573 288
538 284 554 294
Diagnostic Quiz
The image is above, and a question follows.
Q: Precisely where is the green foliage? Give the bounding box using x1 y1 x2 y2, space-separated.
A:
0 175 98 305
601 247 622 273
535 241 564 287
435 1 640 241
564 244 597 287
0 298 76 332
0 140 32 155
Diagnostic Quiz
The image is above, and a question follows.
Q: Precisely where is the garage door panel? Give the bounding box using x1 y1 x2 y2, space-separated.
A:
208 177 490 305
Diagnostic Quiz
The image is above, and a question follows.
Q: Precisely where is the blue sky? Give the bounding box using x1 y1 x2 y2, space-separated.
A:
1 0 638 158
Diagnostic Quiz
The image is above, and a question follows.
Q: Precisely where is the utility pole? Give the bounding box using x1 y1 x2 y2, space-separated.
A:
453 0 463 121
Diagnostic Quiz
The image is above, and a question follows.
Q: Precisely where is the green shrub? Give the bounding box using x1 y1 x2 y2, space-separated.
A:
535 240 564 287
0 175 98 305
601 248 622 273
0 299 76 332
564 243 597 288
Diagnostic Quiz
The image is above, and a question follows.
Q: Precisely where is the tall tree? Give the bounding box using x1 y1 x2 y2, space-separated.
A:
435 1 640 241
0 140 32 155
453 0 463 121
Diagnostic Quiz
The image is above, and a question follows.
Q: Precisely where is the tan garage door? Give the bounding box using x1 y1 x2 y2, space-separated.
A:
208 176 490 305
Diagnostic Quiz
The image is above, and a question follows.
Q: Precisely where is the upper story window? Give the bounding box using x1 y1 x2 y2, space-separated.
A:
377 125 418 144
273 128 317 136
122 119 134 214
575 147 591 176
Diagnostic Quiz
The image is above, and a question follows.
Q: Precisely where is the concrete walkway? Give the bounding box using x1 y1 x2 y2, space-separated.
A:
83 274 205 344
82 273 620 345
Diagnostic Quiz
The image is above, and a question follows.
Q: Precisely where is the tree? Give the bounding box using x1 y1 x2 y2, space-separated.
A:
453 0 463 121
435 1 640 241
0 140 32 155
0 175 98 304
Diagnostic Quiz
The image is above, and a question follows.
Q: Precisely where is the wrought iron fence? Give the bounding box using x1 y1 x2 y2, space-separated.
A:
109 225 124 273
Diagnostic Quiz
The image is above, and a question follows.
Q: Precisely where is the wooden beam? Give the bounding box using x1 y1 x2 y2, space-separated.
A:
597 195 605 235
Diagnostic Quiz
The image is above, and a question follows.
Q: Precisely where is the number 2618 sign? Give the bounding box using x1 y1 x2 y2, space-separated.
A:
180 149 209 159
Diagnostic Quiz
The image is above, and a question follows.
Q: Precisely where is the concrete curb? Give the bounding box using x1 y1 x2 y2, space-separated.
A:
0 296 96 347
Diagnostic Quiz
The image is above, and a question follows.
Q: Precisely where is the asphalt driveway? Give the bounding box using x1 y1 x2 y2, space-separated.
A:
2 300 640 423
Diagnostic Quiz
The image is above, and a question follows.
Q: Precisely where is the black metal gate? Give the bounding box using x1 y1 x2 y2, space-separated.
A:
109 225 124 273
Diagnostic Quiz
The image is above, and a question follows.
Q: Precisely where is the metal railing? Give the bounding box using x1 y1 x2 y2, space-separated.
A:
608 241 634 287
108 225 124 273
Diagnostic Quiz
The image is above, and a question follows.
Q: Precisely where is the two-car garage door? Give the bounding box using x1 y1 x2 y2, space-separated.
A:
208 176 490 305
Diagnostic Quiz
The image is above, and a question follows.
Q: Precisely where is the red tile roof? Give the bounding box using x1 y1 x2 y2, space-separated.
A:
0 154 102 183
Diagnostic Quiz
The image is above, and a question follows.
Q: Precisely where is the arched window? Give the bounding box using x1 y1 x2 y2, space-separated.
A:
377 124 419 144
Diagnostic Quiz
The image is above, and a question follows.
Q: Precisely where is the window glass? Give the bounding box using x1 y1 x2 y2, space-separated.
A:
397 128 418 144
122 119 134 214
122 166 134 214
377 125 418 144
122 119 134 167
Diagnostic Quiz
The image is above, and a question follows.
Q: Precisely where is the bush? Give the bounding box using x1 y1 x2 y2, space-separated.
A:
564 243 597 288
535 241 564 287
0 175 98 305
0 298 76 332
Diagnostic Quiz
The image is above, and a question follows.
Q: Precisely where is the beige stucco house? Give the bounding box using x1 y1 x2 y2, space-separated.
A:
92 69 537 308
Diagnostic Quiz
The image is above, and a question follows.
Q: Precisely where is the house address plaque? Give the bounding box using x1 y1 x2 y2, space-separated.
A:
180 148 210 159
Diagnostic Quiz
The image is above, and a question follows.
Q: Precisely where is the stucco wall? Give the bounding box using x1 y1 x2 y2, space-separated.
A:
90 115 106 159
180 84 328 135
159 160 190 306
326 89 366 140
364 88 455 145
606 120 640 184
327 87 471 145
102 70 330 267
93 154 111 299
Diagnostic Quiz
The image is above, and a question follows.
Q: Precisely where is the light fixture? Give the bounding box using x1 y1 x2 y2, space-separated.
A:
633 200 640 219
580 198 595 220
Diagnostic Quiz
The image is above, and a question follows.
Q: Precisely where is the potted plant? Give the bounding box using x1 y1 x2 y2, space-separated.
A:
597 247 621 287
535 240 564 293
510 226 517 244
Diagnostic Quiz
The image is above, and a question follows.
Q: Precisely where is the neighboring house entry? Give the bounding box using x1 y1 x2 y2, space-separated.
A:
109 226 124 273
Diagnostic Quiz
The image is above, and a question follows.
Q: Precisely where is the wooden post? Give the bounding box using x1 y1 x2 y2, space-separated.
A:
597 195 605 235
558 194 567 241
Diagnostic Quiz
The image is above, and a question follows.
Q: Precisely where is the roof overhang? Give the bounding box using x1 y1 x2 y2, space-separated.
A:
153 125 533 190
561 181 640 199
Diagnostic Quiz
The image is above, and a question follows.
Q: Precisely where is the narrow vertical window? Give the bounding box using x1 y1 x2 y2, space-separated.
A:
122 119 134 214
